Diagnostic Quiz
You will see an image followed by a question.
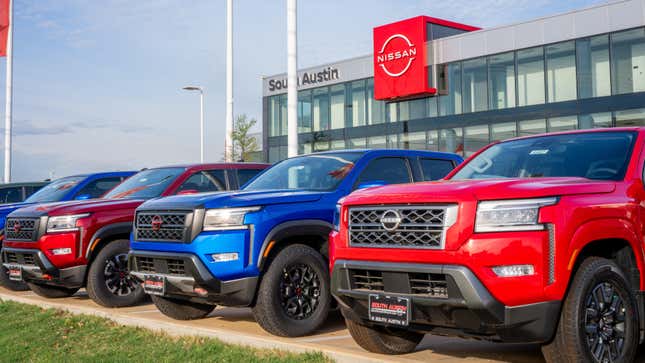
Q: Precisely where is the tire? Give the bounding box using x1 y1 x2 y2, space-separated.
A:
151 295 215 320
346 319 423 354
252 244 331 337
541 257 638 363
86 239 145 308
0 253 29 291
27 282 79 298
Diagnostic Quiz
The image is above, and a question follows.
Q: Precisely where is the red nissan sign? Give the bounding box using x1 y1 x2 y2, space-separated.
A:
373 16 431 100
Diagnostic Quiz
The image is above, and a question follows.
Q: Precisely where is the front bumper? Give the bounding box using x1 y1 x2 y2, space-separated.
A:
332 259 560 343
128 250 257 306
1 247 86 288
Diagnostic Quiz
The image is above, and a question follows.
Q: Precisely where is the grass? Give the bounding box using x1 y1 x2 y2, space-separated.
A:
0 300 331 363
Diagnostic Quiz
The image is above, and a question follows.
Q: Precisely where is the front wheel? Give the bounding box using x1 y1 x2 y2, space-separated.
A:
86 239 144 308
252 244 331 337
541 257 638 363
346 319 423 354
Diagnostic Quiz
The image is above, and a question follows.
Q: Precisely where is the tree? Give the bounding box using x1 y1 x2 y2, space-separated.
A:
231 114 259 162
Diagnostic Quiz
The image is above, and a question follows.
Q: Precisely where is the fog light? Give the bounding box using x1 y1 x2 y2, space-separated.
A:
193 287 208 296
211 253 238 262
492 264 535 277
51 248 72 256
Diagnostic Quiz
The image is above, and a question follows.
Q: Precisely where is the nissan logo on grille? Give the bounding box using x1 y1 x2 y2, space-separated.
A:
151 215 163 231
380 210 402 231
12 222 21 233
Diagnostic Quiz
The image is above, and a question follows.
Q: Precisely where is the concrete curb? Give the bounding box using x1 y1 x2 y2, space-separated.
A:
0 292 398 363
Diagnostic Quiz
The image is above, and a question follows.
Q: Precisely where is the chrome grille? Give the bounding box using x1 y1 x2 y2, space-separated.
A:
5 218 39 241
134 211 190 242
348 205 455 249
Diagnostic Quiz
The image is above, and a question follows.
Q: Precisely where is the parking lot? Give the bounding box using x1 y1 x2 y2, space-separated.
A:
0 286 544 363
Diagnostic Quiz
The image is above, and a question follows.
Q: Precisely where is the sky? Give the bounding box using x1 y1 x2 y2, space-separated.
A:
1 0 606 181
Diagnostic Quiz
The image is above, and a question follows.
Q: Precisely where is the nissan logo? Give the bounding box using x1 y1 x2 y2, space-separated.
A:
380 210 402 231
12 222 21 233
376 34 417 77
151 215 163 231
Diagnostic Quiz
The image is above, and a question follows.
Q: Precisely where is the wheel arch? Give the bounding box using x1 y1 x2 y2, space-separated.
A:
85 222 133 264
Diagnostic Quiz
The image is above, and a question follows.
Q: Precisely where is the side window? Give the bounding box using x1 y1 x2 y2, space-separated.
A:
420 158 456 181
175 170 227 194
75 177 124 199
355 157 411 188
237 169 265 188
0 187 23 203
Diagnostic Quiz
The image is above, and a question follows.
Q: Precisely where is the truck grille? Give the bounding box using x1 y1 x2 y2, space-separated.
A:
5 218 39 241
3 251 37 266
349 269 448 298
134 256 187 276
134 212 190 242
348 206 455 249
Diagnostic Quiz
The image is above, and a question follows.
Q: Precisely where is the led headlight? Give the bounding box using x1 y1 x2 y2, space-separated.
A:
202 207 260 231
475 197 557 233
332 203 342 231
46 213 90 233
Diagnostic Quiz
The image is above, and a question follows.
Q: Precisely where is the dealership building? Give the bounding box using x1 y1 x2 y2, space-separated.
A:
261 0 645 162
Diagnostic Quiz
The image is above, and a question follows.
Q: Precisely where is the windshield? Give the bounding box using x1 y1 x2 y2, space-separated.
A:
243 152 364 191
103 167 185 199
451 131 636 181
24 176 85 203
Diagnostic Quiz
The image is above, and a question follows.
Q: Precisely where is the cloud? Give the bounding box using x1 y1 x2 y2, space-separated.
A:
0 119 152 136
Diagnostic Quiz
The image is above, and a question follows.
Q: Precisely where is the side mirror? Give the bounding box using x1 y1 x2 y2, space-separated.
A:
75 194 91 200
356 180 387 190
177 189 199 195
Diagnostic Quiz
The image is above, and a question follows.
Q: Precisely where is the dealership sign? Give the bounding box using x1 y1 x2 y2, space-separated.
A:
373 16 435 100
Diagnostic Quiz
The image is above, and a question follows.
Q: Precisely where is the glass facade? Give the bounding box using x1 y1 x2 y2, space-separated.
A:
266 27 645 162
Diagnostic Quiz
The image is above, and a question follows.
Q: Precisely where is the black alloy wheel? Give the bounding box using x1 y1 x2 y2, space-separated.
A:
584 281 627 362
103 253 137 297
279 263 321 320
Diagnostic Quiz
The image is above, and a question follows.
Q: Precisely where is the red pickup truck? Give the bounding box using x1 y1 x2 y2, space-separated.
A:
331 128 644 363
1 163 267 308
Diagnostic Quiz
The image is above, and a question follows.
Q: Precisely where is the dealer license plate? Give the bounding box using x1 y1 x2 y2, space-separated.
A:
143 274 166 296
7 264 22 281
368 294 410 327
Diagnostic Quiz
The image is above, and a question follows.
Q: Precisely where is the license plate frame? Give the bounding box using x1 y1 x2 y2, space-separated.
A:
6 264 22 282
142 274 166 296
368 294 411 327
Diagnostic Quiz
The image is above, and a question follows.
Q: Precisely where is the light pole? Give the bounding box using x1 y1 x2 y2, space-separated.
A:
183 86 204 163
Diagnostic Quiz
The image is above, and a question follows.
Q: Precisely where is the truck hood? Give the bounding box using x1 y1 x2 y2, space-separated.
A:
8 198 146 218
345 177 616 205
138 189 326 211
0 202 35 218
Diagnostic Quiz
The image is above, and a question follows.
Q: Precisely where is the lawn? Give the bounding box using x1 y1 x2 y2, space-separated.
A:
0 300 330 363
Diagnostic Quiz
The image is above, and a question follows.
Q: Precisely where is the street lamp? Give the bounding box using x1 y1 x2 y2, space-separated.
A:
182 86 204 163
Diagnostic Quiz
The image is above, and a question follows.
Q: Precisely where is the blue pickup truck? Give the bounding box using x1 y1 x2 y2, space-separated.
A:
0 171 135 290
129 150 462 337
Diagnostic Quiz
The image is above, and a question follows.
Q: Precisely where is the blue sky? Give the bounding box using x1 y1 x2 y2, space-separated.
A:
1 0 605 181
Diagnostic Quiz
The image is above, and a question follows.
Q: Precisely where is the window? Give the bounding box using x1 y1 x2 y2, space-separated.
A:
176 170 227 194
491 122 517 142
268 96 281 137
611 28 645 95
331 139 346 150
279 94 287 135
615 108 645 127
367 78 385 125
429 23 468 40
356 157 411 187
546 41 577 102
548 116 578 132
399 98 428 121
464 125 490 156
579 112 612 129
313 88 330 131
489 52 516 110
462 57 488 113
348 137 366 148
75 177 123 199
368 135 388 149
104 168 185 199
237 169 265 188
576 35 610 98
517 47 545 106
330 84 345 129
24 176 84 203
439 128 464 155
398 132 427 150
427 130 439 151
519 119 547 136
350 80 366 127
419 158 455 181
438 63 462 116
0 187 23 203
298 90 312 133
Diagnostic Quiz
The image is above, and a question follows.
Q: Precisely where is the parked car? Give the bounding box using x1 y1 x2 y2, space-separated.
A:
0 181 50 204
0 171 135 291
330 128 645 363
0 163 268 308
128 150 462 337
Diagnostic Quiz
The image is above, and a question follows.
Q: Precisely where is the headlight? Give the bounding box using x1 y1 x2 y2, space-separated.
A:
46 213 90 233
332 203 342 231
203 207 260 231
475 197 557 233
